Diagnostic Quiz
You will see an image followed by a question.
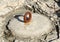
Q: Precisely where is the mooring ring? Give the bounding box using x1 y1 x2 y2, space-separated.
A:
24 11 32 23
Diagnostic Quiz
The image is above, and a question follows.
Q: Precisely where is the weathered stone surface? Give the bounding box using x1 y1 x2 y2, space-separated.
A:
0 0 60 42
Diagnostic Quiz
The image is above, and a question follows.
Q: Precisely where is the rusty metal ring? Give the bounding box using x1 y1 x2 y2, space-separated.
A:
24 11 32 23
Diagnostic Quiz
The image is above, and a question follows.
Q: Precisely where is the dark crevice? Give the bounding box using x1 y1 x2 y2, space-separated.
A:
46 4 54 9
49 38 56 42
24 5 32 11
13 39 15 42
55 9 60 17
5 19 13 37
44 35 47 40
14 15 24 22
32 5 36 13
5 19 16 42
55 21 60 39
6 20 11 31
55 25 59 39
54 0 60 7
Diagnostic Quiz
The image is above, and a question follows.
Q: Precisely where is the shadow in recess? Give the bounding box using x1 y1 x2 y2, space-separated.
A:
54 0 60 7
48 38 57 42
14 15 24 22
55 9 60 17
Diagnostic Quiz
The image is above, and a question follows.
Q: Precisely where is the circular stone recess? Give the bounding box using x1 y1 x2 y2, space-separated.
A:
8 13 54 39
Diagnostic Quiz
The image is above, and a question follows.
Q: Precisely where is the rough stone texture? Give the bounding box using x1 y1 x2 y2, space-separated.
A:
0 0 25 42
0 0 60 42
8 13 54 39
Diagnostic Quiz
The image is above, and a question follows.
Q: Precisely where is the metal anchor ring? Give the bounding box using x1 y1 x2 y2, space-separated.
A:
24 11 32 23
